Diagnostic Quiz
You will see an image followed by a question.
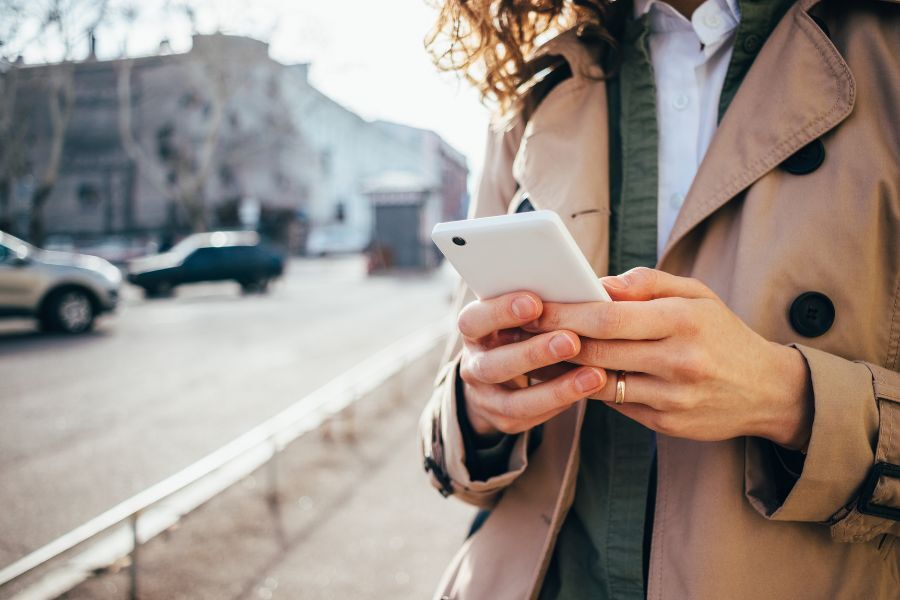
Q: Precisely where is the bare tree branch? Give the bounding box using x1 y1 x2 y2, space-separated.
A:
115 58 174 197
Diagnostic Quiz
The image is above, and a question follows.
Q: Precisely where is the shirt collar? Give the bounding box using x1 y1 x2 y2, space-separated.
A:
634 0 741 51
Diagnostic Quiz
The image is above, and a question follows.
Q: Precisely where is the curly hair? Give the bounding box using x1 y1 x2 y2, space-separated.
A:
426 0 622 112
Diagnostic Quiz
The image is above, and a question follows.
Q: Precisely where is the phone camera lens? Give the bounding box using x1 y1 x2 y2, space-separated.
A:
452 237 466 246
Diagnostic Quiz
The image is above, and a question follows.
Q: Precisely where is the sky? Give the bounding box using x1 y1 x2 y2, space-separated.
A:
14 0 492 192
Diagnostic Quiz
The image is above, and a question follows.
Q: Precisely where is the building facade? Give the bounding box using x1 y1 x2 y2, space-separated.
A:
1 33 468 255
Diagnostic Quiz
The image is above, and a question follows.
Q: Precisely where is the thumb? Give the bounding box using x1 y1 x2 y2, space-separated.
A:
601 267 716 301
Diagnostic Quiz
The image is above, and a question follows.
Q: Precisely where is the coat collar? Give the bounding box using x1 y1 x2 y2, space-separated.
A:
510 0 858 272
507 28 612 271
658 0 855 266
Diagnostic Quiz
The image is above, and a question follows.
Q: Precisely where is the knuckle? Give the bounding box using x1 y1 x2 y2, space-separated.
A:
596 304 624 337
536 306 561 331
582 340 611 365
664 385 696 410
674 347 709 382
624 266 655 289
631 266 655 281
680 391 700 411
456 304 478 337
492 415 520 435
671 304 700 337
458 352 476 382
526 336 552 367
551 378 577 407
653 411 679 435
466 352 490 382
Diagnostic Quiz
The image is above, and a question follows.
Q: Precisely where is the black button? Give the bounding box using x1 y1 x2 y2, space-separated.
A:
781 139 825 175
789 292 835 337
742 33 762 54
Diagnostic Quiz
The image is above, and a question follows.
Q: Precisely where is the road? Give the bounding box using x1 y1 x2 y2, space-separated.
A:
0 256 456 569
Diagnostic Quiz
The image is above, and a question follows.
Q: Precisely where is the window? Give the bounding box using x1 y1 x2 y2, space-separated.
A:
0 245 9 263
77 183 100 209
219 165 235 186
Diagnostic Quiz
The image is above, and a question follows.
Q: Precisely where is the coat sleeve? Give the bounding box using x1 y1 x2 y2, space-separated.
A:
418 118 535 509
744 345 900 542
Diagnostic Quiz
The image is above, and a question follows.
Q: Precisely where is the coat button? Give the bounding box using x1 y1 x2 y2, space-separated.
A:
789 292 835 337
781 139 825 175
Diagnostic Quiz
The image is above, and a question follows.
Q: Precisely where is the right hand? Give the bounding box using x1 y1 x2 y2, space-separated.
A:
458 291 608 438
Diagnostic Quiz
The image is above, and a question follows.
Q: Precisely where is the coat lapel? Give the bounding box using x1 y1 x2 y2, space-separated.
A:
511 33 612 273
659 0 855 267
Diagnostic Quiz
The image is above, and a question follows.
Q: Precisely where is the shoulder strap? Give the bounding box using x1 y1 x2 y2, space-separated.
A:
518 54 574 125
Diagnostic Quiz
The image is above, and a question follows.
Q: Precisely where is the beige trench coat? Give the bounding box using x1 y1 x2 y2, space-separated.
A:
419 1 900 598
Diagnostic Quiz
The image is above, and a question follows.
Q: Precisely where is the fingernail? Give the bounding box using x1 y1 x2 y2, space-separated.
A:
575 368 603 393
511 296 538 319
549 333 576 358
603 275 629 290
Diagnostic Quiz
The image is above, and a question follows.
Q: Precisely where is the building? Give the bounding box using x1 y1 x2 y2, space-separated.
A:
0 33 468 255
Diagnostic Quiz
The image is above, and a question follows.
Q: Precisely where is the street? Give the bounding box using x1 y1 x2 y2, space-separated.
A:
0 256 457 570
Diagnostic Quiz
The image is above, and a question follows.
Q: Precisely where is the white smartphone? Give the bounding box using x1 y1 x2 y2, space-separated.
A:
431 210 611 303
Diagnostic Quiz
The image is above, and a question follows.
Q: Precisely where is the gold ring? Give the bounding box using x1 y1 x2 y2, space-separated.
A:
615 371 627 405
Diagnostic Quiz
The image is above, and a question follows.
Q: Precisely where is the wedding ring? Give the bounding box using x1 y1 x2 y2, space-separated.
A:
615 371 627 405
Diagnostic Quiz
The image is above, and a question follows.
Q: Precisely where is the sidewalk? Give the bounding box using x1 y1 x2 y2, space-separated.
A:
68 349 474 599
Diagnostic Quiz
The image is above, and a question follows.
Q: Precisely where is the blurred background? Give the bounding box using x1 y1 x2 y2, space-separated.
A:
0 1 483 598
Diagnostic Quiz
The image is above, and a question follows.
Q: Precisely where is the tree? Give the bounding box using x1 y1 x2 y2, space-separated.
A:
116 43 227 233
0 0 109 243
115 8 307 235
0 1 28 232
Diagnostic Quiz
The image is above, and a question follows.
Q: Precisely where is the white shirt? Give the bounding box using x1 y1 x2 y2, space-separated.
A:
634 0 741 256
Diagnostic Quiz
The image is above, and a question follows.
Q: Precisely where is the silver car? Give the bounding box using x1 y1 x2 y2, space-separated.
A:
0 231 121 333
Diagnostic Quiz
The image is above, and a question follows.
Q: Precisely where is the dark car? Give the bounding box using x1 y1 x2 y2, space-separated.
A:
127 232 284 298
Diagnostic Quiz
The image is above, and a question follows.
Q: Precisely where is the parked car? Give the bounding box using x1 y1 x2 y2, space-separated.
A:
0 231 122 333
127 231 284 298
43 235 159 266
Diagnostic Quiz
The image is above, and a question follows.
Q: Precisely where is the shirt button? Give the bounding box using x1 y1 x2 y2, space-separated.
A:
742 33 762 54
672 94 689 110
670 193 685 208
703 12 723 29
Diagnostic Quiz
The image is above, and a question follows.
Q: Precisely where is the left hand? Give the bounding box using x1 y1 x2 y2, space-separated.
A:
524 267 814 450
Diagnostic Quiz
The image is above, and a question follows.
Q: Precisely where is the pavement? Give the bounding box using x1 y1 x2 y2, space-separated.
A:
65 341 475 600
0 255 461 575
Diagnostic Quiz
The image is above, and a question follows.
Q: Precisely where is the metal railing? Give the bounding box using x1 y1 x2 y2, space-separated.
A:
0 319 449 600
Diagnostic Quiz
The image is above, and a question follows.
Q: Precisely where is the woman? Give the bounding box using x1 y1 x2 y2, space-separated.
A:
419 0 899 599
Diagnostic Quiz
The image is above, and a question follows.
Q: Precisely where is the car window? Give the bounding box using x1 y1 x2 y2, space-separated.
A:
184 247 220 267
0 245 9 263
230 246 256 259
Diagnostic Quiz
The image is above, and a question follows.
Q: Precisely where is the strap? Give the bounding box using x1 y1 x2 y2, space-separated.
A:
857 365 900 520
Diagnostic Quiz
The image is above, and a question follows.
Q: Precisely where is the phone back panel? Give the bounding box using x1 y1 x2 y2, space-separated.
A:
432 210 610 303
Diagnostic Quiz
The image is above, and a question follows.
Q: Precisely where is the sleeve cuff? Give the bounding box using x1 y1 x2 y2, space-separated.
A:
745 345 900 541
455 367 519 482
746 345 877 521
421 353 532 506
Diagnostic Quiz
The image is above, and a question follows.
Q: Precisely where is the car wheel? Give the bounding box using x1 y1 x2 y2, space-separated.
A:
240 277 269 295
42 288 96 333
144 281 173 298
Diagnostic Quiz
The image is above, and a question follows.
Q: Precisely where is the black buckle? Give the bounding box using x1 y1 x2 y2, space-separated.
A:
424 457 454 498
857 462 900 520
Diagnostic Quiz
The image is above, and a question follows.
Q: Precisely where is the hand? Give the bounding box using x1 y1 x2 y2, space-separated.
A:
525 268 814 450
457 292 608 438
